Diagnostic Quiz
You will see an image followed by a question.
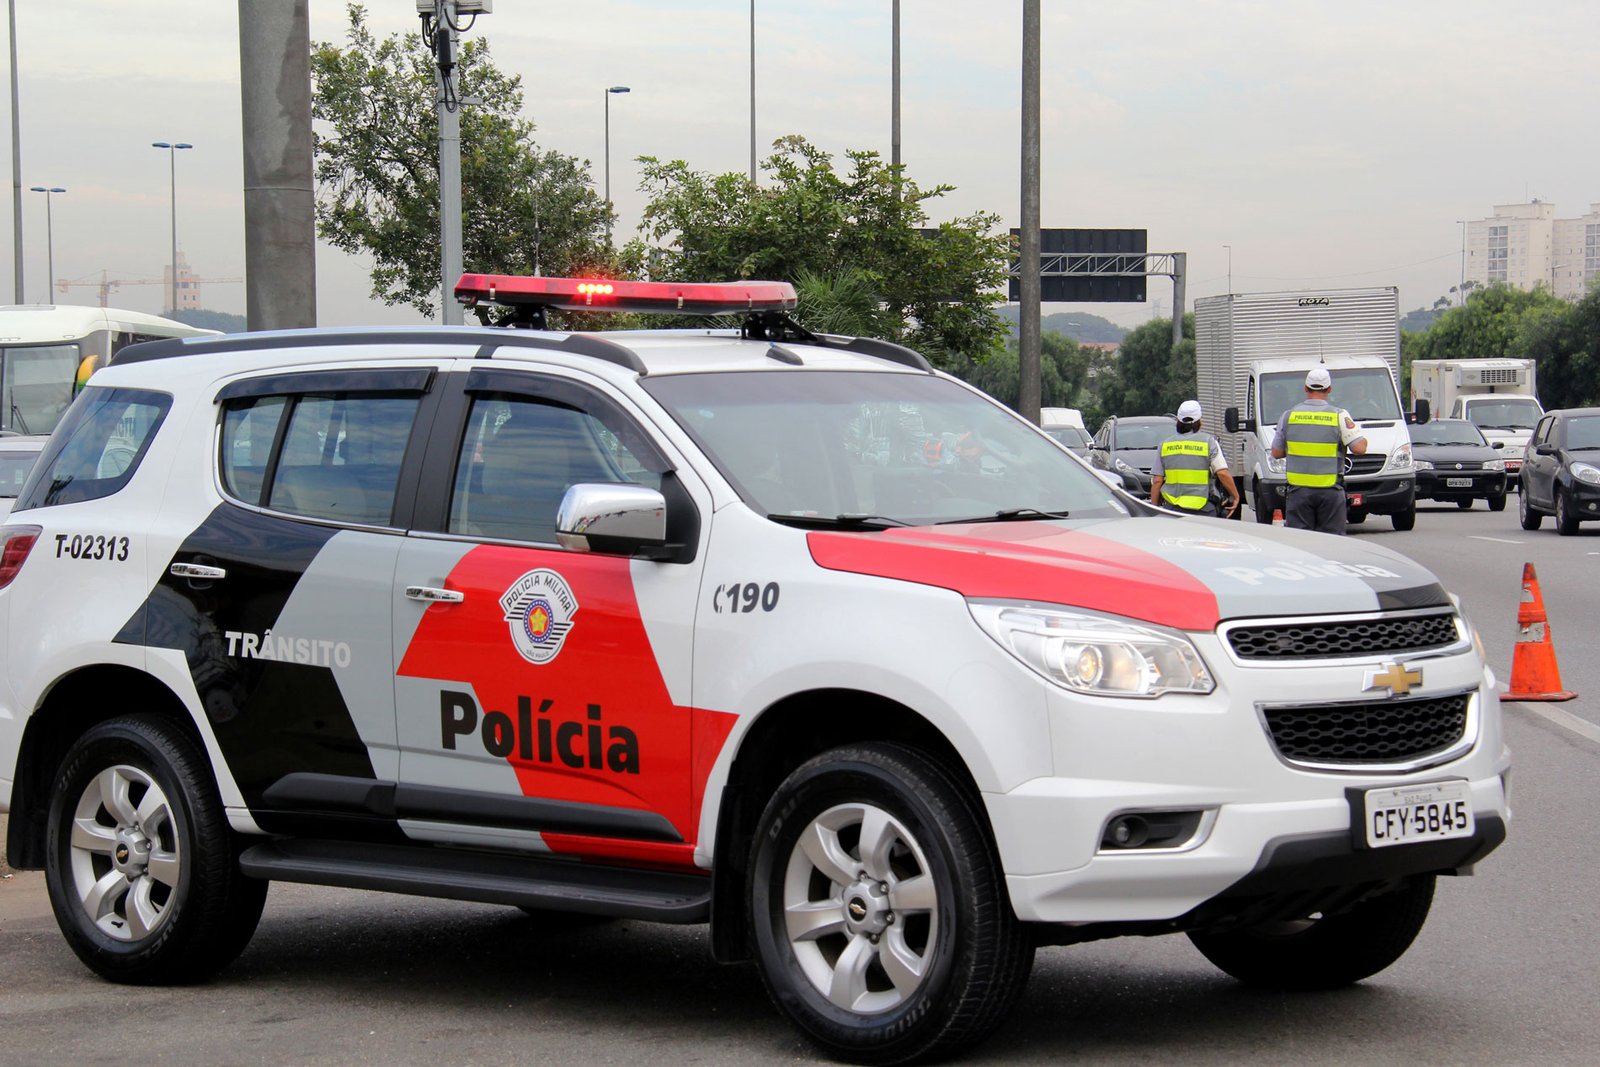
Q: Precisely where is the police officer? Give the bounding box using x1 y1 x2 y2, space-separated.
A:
1150 400 1240 517
1270 367 1368 534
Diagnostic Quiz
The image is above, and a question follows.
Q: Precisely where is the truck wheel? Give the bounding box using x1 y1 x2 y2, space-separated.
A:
1555 488 1580 535
1486 491 1507 513
748 743 1033 1064
1391 506 1416 532
1188 875 1434 990
1519 488 1543 530
44 716 267 984
1253 481 1274 524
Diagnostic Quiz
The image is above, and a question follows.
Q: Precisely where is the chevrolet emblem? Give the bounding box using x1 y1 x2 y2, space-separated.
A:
1364 662 1423 697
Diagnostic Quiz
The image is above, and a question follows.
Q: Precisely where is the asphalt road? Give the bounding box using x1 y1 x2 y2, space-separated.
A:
3 504 1597 1065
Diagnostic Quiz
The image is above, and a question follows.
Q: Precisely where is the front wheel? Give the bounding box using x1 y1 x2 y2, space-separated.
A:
1188 875 1435 989
1456 498 1473 510
749 744 1033 1064
1556 488 1581 535
44 716 267 984
1486 491 1507 512
1391 506 1416 532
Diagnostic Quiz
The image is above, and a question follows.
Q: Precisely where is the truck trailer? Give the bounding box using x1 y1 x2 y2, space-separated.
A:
1409 358 1542 478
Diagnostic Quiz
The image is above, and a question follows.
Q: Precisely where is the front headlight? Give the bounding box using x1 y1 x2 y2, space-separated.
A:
968 602 1215 699
1385 443 1413 471
1413 459 1434 470
1113 456 1138 475
1266 455 1286 474
1571 462 1600 485
1483 459 1505 472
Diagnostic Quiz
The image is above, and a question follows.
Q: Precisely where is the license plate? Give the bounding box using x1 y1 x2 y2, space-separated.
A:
1347 493 1363 506
1363 781 1474 849
1446 477 1473 487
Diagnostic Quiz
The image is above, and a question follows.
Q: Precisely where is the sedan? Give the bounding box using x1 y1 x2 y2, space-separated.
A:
1519 407 1600 534
1410 419 1507 511
0 433 47 518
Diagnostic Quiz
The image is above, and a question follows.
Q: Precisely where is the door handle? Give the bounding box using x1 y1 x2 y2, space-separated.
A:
405 585 465 604
170 562 227 580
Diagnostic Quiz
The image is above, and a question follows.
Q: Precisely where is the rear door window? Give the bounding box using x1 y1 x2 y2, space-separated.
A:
12 387 171 510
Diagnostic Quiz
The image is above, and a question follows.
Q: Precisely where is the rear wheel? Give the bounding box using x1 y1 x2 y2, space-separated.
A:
1188 876 1435 989
1519 487 1544 530
1391 506 1416 532
1486 491 1507 512
1555 488 1580 535
1253 480 1274 524
44 716 267 984
749 744 1033 1065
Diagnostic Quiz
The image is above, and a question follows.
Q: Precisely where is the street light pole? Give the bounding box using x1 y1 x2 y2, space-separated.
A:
28 185 62 297
604 86 630 247
749 0 756 184
1223 244 1232 294
151 141 192 316
8 0 21 303
891 0 900 190
1455 219 1467 305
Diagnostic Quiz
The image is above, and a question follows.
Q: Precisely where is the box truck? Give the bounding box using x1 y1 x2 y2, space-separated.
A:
1409 358 1542 478
1195 287 1425 530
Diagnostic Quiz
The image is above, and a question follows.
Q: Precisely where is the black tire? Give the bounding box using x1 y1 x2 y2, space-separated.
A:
1555 488 1580 536
1347 508 1367 525
748 743 1033 1065
44 716 267 984
1455 498 1473 510
1188 875 1435 990
1391 506 1416 532
1519 487 1543 530
1486 491 1507 513
1253 480 1274 524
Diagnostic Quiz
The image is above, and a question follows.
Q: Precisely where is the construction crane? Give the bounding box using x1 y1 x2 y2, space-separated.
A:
55 269 243 309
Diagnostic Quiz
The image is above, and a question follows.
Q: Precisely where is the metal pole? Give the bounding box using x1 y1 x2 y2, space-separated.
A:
749 0 756 184
605 88 611 245
1223 243 1232 295
168 148 177 314
8 0 19 303
1018 0 1041 424
1171 252 1187 349
1456 219 1466 305
891 0 901 184
437 1 463 325
42 189 50 289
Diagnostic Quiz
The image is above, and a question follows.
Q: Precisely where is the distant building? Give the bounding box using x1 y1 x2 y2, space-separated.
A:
162 252 202 314
1464 201 1600 300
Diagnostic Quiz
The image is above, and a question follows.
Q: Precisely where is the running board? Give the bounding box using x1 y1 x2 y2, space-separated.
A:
239 838 711 923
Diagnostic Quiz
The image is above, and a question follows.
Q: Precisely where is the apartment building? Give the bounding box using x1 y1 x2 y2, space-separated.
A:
1464 201 1600 301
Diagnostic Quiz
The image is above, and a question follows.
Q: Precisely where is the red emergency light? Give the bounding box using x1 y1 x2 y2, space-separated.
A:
455 274 798 316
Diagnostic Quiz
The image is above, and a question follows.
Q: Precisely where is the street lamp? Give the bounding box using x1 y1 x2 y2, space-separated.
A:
28 185 64 300
1223 244 1232 294
604 86 630 246
151 141 192 316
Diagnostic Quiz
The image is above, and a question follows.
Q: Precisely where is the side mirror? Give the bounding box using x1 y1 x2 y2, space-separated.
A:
1534 443 1556 457
1224 407 1241 434
1408 398 1431 425
1491 440 1504 449
557 483 672 558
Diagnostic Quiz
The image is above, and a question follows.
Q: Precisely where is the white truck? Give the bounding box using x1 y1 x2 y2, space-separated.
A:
1409 358 1542 479
1195 287 1425 530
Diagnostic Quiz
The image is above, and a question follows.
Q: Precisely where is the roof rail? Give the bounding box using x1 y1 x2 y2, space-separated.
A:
109 328 647 375
739 312 932 372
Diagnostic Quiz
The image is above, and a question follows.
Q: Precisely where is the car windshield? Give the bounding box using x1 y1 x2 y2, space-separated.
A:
1045 425 1090 448
1261 367 1402 423
1409 421 1487 447
1466 397 1542 431
0 449 40 496
1564 416 1600 450
1111 421 1173 449
643 370 1127 524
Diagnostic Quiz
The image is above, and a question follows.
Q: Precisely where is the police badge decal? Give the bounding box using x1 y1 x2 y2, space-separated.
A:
500 569 579 664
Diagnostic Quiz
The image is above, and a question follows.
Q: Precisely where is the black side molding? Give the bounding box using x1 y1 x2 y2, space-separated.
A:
239 838 710 923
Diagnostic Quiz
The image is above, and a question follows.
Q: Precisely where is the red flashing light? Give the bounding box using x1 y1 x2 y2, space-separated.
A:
0 526 40 589
455 274 798 316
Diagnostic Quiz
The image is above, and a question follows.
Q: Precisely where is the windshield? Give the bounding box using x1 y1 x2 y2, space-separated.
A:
642 370 1127 524
1408 420 1487 447
1111 421 1173 449
2 343 80 435
1261 367 1401 424
1465 397 1542 431
1564 416 1600 450
1045 425 1090 448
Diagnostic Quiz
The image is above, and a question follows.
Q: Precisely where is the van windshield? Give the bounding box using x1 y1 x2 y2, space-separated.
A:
1261 367 1401 424
2 343 79 435
1464 397 1542 431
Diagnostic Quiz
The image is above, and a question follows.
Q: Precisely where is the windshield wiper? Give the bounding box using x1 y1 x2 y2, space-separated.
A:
766 512 912 530
936 507 1071 525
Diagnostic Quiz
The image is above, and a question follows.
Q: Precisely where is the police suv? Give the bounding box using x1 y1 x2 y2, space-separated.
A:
0 276 1508 1064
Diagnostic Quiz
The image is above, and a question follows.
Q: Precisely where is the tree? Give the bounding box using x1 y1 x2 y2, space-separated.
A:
311 4 611 318
1399 283 1569 396
951 331 1089 411
1095 315 1195 418
634 135 1011 365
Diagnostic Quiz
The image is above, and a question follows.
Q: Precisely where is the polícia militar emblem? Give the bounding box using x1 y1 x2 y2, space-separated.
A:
500 569 579 664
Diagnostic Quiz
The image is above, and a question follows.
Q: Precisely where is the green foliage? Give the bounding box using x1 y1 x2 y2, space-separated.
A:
1398 283 1590 402
949 331 1089 412
1095 314 1195 418
636 135 1011 365
172 309 246 334
311 4 611 318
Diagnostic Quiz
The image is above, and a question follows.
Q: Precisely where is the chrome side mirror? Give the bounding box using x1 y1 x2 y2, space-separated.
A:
556 483 667 555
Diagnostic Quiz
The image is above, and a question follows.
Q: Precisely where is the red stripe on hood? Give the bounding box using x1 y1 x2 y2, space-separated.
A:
808 522 1220 631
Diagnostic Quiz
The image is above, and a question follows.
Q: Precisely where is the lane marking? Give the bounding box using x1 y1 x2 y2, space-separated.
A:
1470 536 1525 545
1501 687 1600 745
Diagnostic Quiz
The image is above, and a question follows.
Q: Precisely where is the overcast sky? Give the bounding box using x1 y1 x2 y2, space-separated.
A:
8 0 1598 329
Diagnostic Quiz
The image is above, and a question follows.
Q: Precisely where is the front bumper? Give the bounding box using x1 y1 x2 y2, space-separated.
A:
1417 470 1507 500
1561 476 1600 518
1343 476 1415 514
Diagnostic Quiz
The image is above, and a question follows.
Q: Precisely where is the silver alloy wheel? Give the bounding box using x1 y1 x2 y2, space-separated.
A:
68 764 183 941
782 802 939 1014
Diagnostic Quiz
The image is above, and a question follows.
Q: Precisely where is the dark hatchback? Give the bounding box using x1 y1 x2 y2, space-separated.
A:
1410 419 1507 511
1089 415 1175 494
1519 407 1600 534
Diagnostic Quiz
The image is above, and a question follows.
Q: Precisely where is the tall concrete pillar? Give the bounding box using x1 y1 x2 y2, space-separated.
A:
239 0 316 330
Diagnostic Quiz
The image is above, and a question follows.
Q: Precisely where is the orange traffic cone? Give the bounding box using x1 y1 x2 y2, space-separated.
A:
1504 563 1577 702
1272 509 1284 523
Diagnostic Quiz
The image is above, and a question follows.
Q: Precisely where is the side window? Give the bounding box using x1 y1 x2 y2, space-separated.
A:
13 386 171 510
220 396 287 503
1533 416 1554 447
264 393 420 525
448 394 659 544
1246 375 1256 422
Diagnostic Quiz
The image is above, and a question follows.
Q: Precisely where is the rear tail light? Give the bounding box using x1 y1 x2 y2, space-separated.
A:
0 525 42 589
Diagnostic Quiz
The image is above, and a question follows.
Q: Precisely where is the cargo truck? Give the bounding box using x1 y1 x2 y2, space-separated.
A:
1409 358 1542 479
1195 287 1426 530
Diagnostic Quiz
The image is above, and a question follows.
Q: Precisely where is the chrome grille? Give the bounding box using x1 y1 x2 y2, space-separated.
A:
1262 693 1470 766
1227 611 1460 660
1346 454 1386 476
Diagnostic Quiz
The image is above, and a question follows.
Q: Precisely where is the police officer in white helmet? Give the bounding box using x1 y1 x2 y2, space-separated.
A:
1150 400 1240 517
1270 367 1368 534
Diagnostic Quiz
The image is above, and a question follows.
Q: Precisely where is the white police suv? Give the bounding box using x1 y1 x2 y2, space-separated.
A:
0 276 1508 1063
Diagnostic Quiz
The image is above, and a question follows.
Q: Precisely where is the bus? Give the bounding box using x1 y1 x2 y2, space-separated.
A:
0 305 220 435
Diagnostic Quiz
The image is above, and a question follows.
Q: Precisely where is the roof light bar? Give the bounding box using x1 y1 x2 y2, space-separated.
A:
455 274 798 316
